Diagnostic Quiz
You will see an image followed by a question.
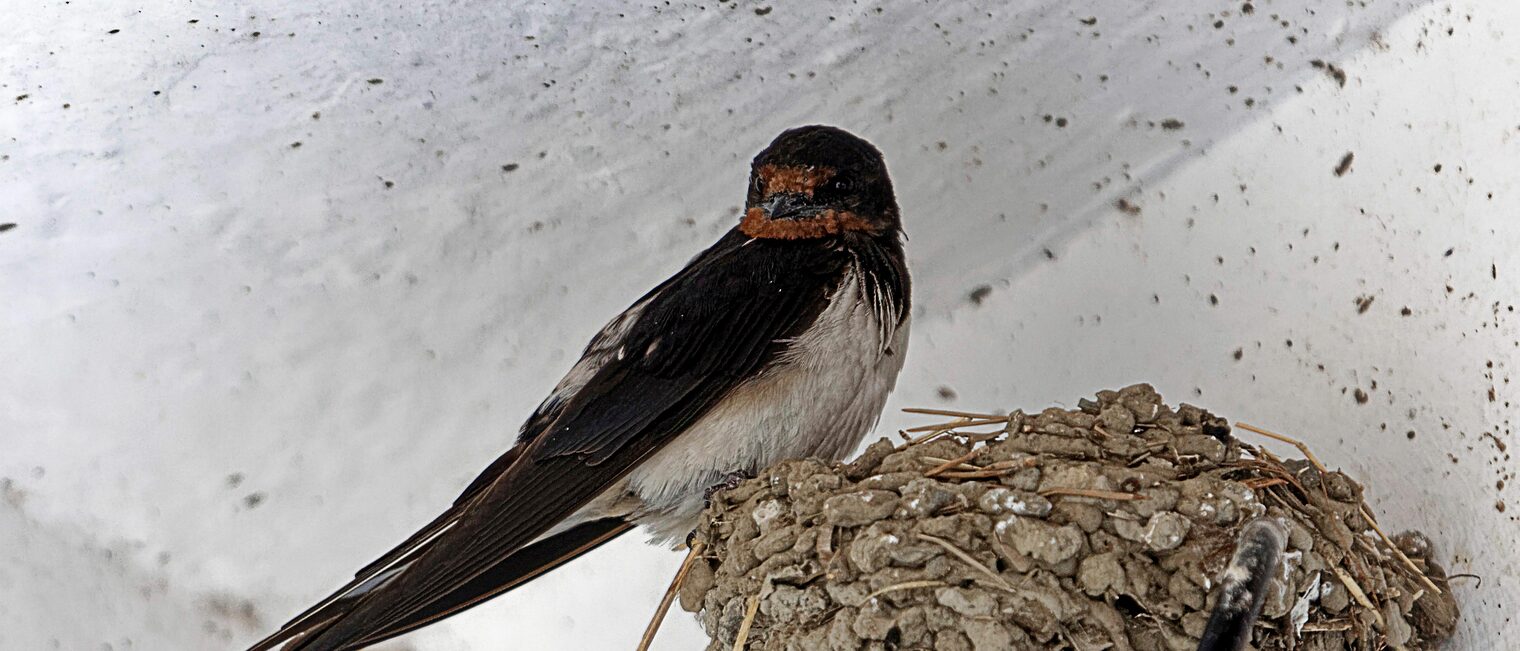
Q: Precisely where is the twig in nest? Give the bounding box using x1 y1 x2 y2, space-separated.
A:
1331 565 1385 627
904 417 1008 433
1301 620 1354 632
915 533 1017 592
1236 422 1328 473
924 449 981 477
732 594 762 651
1039 487 1148 501
1359 504 1442 595
1230 457 1307 493
902 407 1006 420
864 580 948 601
903 428 952 447
636 541 706 651
937 465 1031 480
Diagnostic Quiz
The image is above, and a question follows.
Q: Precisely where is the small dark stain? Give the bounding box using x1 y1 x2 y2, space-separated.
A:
225 473 244 488
1433 163 1443 173
501 163 520 172
1115 198 1141 215
1354 388 1369 404
936 386 958 401
1042 247 1056 260
1079 17 1097 26
1213 20 1225 29
0 223 16 234
1444 247 1455 257
1406 430 1416 440
243 492 266 508
1401 306 1413 316
1354 295 1375 314
1208 294 1219 306
383 180 395 189
289 141 302 149
1492 263 1498 279
1309 59 1347 87
1232 347 1243 361
1055 117 1069 127
1160 118 1185 130
188 19 199 24
1241 2 1255 14
1334 152 1354 177
366 78 384 85
1498 500 1507 513
107 29 121 34
968 285 993 305
251 31 261 37
311 111 321 120
754 6 772 15
14 94 29 102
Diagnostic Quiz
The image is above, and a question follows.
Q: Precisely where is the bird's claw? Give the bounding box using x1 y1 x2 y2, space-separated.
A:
702 471 752 505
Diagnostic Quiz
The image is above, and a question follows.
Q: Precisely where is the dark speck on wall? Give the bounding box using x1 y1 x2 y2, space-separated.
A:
968 285 992 305
502 163 520 172
367 78 384 85
1334 152 1354 177
754 6 772 15
1354 388 1369 404
0 223 16 234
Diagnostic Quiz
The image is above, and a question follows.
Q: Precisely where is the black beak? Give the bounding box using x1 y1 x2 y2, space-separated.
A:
759 193 822 220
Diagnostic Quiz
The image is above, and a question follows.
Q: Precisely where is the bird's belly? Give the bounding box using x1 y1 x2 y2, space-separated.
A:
625 283 909 544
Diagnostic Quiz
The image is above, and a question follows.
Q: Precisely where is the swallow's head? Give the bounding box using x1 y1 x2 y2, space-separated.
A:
740 125 899 240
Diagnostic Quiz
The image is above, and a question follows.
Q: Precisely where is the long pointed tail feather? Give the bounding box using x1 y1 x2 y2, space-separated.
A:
248 517 633 651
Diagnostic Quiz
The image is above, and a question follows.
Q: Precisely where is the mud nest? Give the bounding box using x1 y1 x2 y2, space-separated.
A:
679 385 1460 650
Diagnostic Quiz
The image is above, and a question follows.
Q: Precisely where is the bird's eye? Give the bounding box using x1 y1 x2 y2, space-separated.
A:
829 177 854 192
751 175 765 195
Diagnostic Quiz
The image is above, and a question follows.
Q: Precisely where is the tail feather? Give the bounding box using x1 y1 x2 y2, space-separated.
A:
1196 519 1287 651
248 517 632 651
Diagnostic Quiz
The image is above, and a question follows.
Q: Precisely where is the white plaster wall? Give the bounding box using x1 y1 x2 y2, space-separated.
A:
1 0 1514 648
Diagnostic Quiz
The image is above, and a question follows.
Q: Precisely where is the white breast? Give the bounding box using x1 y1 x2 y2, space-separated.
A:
623 267 910 543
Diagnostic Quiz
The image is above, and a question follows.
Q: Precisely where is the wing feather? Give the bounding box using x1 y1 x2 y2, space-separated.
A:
275 232 848 650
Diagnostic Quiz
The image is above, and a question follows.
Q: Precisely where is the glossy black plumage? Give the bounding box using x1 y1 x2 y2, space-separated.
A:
249 125 908 651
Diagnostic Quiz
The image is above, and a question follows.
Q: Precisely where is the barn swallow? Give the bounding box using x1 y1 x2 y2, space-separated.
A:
249 125 911 651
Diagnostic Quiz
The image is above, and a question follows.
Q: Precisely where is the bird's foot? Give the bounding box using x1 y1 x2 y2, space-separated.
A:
702 471 752 505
